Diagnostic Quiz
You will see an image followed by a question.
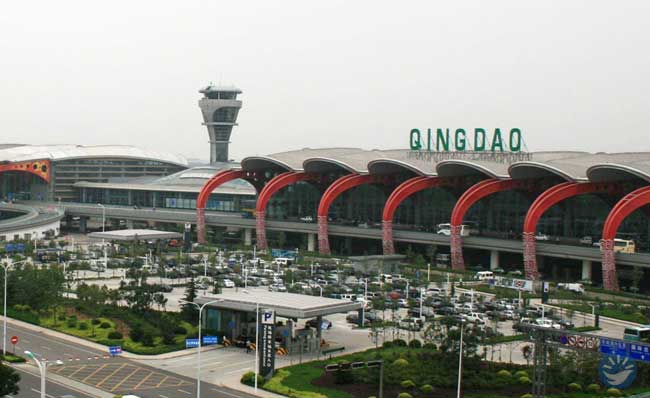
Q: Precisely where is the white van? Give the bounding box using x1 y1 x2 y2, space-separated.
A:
436 223 475 237
475 271 494 281
273 257 293 266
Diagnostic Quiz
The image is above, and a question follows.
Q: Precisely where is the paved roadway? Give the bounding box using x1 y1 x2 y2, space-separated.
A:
5 322 260 398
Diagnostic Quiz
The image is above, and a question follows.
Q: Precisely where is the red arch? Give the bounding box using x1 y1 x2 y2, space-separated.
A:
256 172 315 250
0 160 51 183
449 178 518 270
521 182 617 280
600 186 650 291
317 174 373 254
196 169 248 244
381 176 443 255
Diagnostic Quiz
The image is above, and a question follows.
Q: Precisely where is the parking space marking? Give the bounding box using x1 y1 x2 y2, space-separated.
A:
156 375 169 388
132 369 154 390
110 366 142 391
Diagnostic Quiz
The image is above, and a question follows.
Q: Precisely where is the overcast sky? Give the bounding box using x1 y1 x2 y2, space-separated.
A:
1 1 649 162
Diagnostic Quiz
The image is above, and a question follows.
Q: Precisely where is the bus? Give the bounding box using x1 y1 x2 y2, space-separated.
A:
600 238 636 253
623 325 650 342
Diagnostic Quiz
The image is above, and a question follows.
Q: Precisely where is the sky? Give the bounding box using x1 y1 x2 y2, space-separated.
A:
1 1 649 162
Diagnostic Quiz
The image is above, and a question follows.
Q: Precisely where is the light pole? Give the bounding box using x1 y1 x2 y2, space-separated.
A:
362 278 368 327
24 351 60 398
97 203 107 269
2 257 28 355
242 290 261 392
317 284 323 297
179 298 223 398
457 320 466 398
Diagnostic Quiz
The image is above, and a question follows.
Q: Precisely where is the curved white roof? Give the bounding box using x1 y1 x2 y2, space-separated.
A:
0 145 188 167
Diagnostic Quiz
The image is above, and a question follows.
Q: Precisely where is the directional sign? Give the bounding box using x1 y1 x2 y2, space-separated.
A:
600 338 628 357
10 336 18 345
629 343 650 363
203 336 218 345
109 346 122 356
186 338 199 348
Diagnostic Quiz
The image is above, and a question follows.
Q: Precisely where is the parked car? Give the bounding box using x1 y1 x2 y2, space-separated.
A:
306 318 332 329
535 318 561 329
398 317 423 331
222 279 235 288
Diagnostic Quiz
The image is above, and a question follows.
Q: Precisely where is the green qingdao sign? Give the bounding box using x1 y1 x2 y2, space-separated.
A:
409 128 523 152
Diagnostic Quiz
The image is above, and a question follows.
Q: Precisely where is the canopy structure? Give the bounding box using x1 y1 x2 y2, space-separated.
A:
88 229 182 241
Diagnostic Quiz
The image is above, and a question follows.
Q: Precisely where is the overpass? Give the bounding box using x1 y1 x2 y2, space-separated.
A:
0 202 63 238
19 200 650 270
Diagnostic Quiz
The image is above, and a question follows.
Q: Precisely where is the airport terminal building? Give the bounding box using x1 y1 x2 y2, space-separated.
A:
1 85 650 291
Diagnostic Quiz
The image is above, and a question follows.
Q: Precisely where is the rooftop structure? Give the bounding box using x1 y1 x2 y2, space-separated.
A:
88 229 182 241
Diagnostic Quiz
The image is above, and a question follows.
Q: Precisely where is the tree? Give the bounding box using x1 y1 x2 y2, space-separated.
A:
153 293 168 311
0 363 19 395
181 278 198 323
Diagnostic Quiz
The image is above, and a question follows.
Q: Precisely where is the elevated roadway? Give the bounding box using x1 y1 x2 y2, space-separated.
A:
20 200 650 269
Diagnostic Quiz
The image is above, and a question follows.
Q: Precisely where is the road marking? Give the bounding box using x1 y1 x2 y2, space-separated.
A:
160 395 170 398
41 346 51 350
156 375 169 388
68 364 89 378
132 369 155 390
110 365 140 392
97 363 127 387
30 388 55 398
211 387 251 398
82 363 108 383
7 325 100 356
178 389 192 395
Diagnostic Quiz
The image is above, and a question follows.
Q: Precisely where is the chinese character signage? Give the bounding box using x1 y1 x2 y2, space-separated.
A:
259 309 276 379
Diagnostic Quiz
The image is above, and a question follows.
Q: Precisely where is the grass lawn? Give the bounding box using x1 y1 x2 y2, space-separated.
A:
556 303 648 324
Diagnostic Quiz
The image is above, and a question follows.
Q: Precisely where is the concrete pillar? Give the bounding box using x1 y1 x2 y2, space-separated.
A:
244 228 252 246
581 260 592 281
79 217 87 233
126 220 134 229
489 250 500 270
307 233 316 252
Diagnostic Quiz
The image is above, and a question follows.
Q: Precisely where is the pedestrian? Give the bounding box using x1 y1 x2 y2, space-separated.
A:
246 338 251 353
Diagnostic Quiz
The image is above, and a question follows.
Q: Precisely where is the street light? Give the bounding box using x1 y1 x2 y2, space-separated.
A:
179 298 224 398
361 278 368 327
97 203 107 269
25 351 46 398
242 290 261 392
2 257 28 355
457 320 466 398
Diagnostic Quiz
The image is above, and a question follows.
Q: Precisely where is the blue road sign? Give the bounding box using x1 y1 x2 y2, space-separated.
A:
5 244 14 253
109 346 122 356
600 338 628 357
629 343 650 363
15 244 24 252
600 355 637 389
186 338 199 348
203 336 218 345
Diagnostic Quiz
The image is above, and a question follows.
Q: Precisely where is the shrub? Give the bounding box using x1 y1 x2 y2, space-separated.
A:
420 384 434 394
514 370 528 379
393 339 407 347
173 326 187 335
58 314 66 321
67 316 77 328
78 322 88 330
422 342 436 350
241 371 263 387
100 322 111 329
382 341 394 349
520 394 533 398
400 380 416 389
606 388 622 397
397 393 412 398
141 332 155 347
107 331 123 340
586 384 600 393
496 370 512 378
334 361 355 384
518 376 531 385
91 318 101 325
393 358 409 367
567 382 582 392
408 340 421 349
129 324 144 342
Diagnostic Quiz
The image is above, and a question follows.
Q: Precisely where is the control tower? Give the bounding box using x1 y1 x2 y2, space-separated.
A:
198 84 242 163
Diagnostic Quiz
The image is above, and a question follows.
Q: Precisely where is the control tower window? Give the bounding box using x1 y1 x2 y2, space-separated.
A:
213 107 238 123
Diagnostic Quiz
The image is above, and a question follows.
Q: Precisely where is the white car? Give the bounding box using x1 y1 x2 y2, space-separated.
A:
464 312 488 324
398 317 423 331
222 279 235 288
535 233 550 241
535 318 561 329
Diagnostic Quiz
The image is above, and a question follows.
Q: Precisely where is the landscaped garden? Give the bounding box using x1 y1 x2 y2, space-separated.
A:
244 341 650 398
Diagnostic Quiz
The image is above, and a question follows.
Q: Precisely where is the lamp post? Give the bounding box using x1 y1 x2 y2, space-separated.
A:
97 203 107 269
457 320 465 398
2 257 28 355
179 298 223 398
25 350 46 398
242 290 261 392
362 278 368 327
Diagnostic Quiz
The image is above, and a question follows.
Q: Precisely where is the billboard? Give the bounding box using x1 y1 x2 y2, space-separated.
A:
259 309 276 379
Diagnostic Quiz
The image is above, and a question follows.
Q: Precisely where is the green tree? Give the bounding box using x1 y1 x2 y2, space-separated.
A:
181 278 198 323
0 364 19 395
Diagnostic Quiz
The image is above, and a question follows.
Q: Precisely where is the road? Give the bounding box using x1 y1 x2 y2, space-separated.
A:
5 322 260 398
9 366 96 398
